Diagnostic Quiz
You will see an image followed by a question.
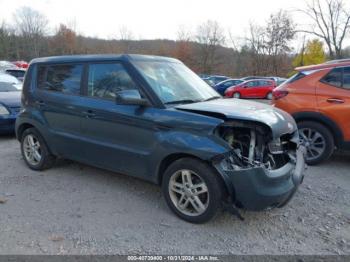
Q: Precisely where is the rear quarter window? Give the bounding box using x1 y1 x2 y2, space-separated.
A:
286 72 306 84
320 68 342 87
37 64 83 95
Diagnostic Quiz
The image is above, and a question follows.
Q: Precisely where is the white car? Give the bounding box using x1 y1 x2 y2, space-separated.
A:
0 61 16 71
5 68 26 82
0 73 22 90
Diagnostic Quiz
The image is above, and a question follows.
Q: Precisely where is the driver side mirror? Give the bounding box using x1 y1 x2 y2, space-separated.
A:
115 89 150 106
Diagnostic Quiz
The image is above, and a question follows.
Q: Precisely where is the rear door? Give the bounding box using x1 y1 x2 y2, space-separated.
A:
255 80 266 98
35 63 87 159
316 66 350 142
257 80 273 98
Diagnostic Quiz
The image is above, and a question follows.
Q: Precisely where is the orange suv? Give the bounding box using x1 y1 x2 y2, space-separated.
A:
273 59 350 165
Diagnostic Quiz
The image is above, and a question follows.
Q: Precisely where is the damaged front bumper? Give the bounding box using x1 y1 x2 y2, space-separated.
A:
214 146 306 211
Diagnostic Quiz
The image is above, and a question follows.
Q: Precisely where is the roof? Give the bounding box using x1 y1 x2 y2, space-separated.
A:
30 54 180 64
295 59 350 72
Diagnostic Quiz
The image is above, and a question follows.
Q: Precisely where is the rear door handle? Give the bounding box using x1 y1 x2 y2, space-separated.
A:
35 101 45 107
82 110 96 118
326 98 344 104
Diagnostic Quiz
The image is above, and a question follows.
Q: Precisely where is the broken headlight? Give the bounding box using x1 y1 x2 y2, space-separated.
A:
268 139 284 154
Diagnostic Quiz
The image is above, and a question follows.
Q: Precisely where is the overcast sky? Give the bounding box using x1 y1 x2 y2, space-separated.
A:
0 0 310 39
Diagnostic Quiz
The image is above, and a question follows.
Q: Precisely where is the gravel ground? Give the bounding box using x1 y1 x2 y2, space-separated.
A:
0 135 349 255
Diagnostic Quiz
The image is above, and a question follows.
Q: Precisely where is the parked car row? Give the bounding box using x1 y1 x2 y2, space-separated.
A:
200 74 287 99
0 60 28 70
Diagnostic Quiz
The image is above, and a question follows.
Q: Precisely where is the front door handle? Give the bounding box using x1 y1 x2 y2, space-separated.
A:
83 110 96 118
326 98 344 104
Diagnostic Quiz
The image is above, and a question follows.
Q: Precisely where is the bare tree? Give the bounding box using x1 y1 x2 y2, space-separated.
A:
13 6 48 58
0 22 11 59
176 25 192 42
299 0 350 58
245 23 267 75
173 25 195 67
117 25 134 52
49 24 78 55
118 25 134 41
245 10 295 75
195 20 225 74
265 10 295 74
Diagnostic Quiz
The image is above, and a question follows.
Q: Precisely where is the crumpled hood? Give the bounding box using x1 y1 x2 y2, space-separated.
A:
0 91 21 107
175 98 297 139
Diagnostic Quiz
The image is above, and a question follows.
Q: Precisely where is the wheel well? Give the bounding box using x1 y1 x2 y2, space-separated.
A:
17 123 34 141
157 153 199 185
157 153 230 199
293 113 343 147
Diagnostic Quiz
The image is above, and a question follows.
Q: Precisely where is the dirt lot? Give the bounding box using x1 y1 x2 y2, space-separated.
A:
0 134 349 255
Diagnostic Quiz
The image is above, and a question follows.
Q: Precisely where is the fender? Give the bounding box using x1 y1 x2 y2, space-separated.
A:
292 111 344 147
15 112 59 155
153 131 231 184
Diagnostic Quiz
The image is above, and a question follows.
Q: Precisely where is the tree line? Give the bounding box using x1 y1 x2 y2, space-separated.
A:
0 0 349 77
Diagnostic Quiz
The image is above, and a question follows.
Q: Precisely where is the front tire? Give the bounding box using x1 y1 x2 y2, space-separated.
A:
21 128 55 170
162 158 222 223
266 92 273 100
298 121 334 165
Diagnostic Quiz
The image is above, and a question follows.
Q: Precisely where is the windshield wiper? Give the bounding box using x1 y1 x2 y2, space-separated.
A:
203 96 221 101
164 99 200 105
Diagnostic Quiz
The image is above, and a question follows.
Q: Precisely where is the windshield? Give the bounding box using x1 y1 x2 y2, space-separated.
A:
133 61 220 104
0 82 21 92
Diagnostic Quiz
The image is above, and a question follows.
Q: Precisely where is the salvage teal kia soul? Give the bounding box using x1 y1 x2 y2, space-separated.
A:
16 54 305 223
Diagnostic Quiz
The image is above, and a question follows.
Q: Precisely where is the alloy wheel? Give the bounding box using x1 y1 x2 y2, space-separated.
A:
299 128 326 161
23 134 42 166
168 169 209 216
233 93 240 98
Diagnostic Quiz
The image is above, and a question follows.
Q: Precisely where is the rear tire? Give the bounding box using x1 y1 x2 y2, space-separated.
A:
297 121 334 165
21 128 55 170
233 92 241 99
162 158 222 223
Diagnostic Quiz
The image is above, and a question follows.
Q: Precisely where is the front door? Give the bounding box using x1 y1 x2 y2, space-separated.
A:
245 81 258 97
79 62 157 178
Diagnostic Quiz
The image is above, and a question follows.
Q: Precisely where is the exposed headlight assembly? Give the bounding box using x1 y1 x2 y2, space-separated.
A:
0 104 10 115
268 138 284 154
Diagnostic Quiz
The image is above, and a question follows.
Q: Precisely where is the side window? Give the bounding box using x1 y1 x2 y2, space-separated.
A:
258 81 265 86
224 81 233 87
343 67 350 89
37 64 83 95
321 68 342 87
88 63 140 100
247 81 255 87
